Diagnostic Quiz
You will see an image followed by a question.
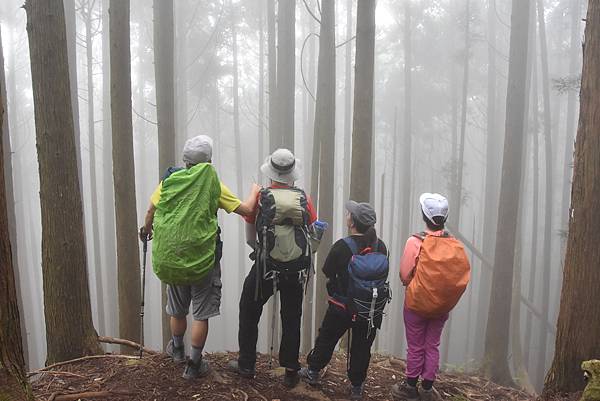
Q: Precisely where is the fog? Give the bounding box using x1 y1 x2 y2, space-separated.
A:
0 0 585 392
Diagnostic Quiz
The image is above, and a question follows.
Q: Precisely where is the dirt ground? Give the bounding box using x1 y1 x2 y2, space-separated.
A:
29 351 580 401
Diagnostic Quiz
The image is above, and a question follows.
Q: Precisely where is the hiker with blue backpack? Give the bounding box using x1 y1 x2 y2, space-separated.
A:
391 193 470 401
228 149 320 388
300 201 391 400
139 135 259 380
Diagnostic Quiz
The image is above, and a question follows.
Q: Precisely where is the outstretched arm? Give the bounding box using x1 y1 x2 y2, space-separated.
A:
233 183 260 217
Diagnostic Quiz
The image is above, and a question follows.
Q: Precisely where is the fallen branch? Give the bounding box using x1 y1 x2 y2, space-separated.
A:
34 370 87 379
249 386 268 401
53 390 134 400
233 388 249 401
29 355 139 376
97 336 158 355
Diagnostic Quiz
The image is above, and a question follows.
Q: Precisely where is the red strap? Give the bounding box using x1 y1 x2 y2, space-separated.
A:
328 297 347 310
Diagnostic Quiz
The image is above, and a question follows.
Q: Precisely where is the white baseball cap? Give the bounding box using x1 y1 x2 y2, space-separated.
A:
182 135 213 165
419 193 449 225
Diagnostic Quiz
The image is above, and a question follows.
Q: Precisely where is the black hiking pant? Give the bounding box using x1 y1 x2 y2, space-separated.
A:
307 304 378 386
237 263 303 371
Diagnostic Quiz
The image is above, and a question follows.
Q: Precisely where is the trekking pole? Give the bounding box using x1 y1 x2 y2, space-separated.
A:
139 228 148 358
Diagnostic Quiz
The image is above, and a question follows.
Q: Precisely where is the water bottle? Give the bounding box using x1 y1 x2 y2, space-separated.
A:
313 220 329 241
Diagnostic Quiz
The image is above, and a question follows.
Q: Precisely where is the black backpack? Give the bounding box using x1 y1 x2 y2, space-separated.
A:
255 187 312 274
343 237 391 334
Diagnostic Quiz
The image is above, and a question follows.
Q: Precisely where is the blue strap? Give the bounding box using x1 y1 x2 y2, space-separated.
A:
343 237 359 255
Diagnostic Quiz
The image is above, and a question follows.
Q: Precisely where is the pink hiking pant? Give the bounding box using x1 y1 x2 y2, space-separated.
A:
403 306 449 381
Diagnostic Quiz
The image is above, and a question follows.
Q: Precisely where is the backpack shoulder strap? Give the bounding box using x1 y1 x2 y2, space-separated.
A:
343 237 359 255
412 232 427 241
161 166 184 182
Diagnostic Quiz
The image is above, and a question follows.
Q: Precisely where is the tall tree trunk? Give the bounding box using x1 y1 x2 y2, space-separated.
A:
83 0 105 336
560 0 582 244
312 0 335 333
110 0 141 351
0 38 33 400
0 24 28 369
267 0 277 153
343 0 353 204
101 0 118 340
275 0 294 150
153 0 176 348
482 0 530 386
474 0 500 361
543 1 600 394
535 0 554 387
349 0 376 203
400 0 413 253
258 1 265 181
25 0 102 364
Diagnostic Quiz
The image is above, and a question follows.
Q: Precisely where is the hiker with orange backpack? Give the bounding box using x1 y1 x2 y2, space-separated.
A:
391 193 470 401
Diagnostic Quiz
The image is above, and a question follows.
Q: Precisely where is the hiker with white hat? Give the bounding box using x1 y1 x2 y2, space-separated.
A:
229 148 319 389
140 134 259 380
391 193 471 401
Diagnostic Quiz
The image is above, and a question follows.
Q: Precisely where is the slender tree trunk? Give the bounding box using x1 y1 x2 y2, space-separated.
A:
83 0 105 336
349 0 376 203
153 0 176 348
0 37 33 400
110 0 141 351
543 2 600 393
343 0 353 204
535 0 554 386
101 0 117 340
400 0 413 252
312 0 335 333
258 1 265 181
482 0 530 386
0 24 28 369
560 0 582 250
267 0 277 153
25 0 102 363
275 0 294 150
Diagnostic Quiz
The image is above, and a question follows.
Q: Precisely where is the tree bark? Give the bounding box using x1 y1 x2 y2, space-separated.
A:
267 0 277 153
343 0 353 205
312 0 335 333
0 34 33 400
543 1 600 394
275 0 294 150
535 0 554 387
349 0 376 203
482 0 530 386
25 0 102 364
110 0 141 351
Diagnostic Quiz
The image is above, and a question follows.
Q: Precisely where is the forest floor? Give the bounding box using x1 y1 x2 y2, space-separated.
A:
29 350 582 401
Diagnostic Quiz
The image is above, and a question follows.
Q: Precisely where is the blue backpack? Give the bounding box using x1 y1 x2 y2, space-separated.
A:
343 237 391 335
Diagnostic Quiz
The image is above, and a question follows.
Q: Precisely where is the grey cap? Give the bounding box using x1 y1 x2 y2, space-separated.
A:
346 200 377 227
182 135 213 165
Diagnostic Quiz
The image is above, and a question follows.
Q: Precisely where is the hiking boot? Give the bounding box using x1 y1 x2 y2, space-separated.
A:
182 358 210 380
420 386 442 401
227 359 256 379
350 383 364 400
166 339 185 363
391 382 419 401
298 367 320 386
283 368 300 388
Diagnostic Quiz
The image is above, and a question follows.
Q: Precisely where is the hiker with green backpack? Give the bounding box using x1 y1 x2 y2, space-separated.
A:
228 148 319 388
139 135 259 380
299 201 391 400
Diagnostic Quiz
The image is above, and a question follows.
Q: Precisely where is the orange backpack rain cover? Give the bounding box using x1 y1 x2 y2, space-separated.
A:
405 233 471 318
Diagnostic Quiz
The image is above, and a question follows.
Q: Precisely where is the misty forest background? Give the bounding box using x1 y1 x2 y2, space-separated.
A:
1 0 596 397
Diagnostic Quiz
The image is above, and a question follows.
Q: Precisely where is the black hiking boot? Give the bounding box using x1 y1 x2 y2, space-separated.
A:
391 381 419 401
227 359 256 379
298 367 320 386
166 339 185 363
350 383 364 400
182 358 210 380
283 368 300 388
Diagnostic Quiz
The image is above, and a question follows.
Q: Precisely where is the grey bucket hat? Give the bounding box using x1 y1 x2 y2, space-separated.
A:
260 148 300 185
345 200 377 227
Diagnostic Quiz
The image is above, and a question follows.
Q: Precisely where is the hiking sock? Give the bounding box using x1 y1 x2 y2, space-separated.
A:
191 345 203 365
422 379 434 391
172 334 184 348
406 377 419 387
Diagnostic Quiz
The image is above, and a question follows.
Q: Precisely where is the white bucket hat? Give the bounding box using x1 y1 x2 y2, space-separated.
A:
182 135 213 165
260 148 299 185
419 193 449 225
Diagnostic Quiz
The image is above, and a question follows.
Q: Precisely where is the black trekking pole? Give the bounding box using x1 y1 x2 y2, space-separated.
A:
139 228 148 358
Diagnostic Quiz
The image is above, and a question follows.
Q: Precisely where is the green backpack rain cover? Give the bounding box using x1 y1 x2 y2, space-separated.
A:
152 163 221 285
